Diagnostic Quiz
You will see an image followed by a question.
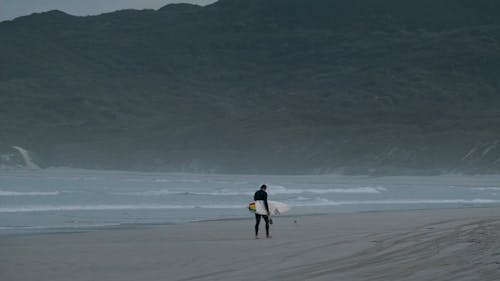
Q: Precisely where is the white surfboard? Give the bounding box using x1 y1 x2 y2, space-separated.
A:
252 200 290 216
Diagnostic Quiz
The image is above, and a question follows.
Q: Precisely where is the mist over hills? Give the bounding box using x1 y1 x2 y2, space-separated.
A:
1 0 500 174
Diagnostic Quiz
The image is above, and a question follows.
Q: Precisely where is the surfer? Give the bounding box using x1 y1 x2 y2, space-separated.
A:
254 184 271 239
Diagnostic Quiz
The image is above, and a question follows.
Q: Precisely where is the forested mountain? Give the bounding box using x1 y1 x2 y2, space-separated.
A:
1 0 500 174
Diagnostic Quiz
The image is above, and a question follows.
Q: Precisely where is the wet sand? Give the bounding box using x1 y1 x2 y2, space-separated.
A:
2 207 500 281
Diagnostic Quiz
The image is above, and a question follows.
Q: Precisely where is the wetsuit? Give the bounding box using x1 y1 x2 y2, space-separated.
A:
254 189 270 237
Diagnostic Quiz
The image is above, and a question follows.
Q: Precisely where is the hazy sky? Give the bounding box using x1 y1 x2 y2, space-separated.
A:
0 0 217 22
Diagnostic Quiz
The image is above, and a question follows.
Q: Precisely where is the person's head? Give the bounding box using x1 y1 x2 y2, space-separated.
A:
260 184 267 191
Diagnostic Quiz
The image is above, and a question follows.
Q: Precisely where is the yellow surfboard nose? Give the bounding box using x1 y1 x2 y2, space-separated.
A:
248 202 256 212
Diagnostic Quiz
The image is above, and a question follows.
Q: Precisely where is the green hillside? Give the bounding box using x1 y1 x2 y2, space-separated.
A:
1 0 500 174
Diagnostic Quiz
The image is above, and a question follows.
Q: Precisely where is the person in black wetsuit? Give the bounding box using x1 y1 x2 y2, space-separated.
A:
254 184 271 239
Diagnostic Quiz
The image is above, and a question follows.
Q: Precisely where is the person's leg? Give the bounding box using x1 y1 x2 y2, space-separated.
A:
263 215 270 237
255 214 261 237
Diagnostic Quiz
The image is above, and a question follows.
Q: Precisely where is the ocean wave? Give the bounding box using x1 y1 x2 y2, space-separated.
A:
267 185 386 194
471 187 500 191
290 198 500 207
272 187 386 195
153 179 202 183
0 190 60 196
123 178 203 183
114 190 178 196
113 190 253 196
0 204 245 213
115 186 386 197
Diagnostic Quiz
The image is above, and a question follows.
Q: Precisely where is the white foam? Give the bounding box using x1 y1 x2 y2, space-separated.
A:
303 187 386 194
190 190 253 196
12 146 40 169
472 187 500 191
153 179 202 183
213 180 249 185
114 190 253 196
116 186 387 197
268 186 387 195
114 190 178 196
291 198 500 207
0 190 60 196
0 204 244 213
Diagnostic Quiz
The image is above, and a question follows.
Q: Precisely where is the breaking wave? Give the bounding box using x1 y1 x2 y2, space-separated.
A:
290 198 500 207
0 204 244 213
269 186 386 195
472 187 500 191
115 186 387 197
0 190 60 196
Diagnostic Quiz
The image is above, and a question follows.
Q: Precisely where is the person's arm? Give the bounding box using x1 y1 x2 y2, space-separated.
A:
264 192 270 215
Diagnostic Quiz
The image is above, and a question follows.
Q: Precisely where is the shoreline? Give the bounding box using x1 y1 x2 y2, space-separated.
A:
2 204 500 237
0 212 329 237
2 206 500 280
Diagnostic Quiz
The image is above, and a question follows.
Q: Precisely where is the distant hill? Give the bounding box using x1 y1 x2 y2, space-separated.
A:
1 0 500 174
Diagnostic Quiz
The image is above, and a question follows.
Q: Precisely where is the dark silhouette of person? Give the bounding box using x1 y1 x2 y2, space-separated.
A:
254 184 271 239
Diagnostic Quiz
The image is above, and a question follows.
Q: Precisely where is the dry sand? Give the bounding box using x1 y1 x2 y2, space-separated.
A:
2 207 500 281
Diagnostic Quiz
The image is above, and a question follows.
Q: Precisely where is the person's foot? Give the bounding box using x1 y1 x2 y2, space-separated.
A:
255 236 260 239
266 235 272 239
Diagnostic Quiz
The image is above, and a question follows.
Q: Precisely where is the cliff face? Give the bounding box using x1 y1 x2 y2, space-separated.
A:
1 0 500 174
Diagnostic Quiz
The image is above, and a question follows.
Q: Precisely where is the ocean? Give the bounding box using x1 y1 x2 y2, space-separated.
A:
2 168 500 235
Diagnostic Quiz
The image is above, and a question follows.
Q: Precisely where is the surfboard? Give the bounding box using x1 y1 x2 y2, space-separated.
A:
248 200 290 216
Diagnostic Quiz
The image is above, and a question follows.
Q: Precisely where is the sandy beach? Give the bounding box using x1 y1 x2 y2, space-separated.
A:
2 207 500 281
